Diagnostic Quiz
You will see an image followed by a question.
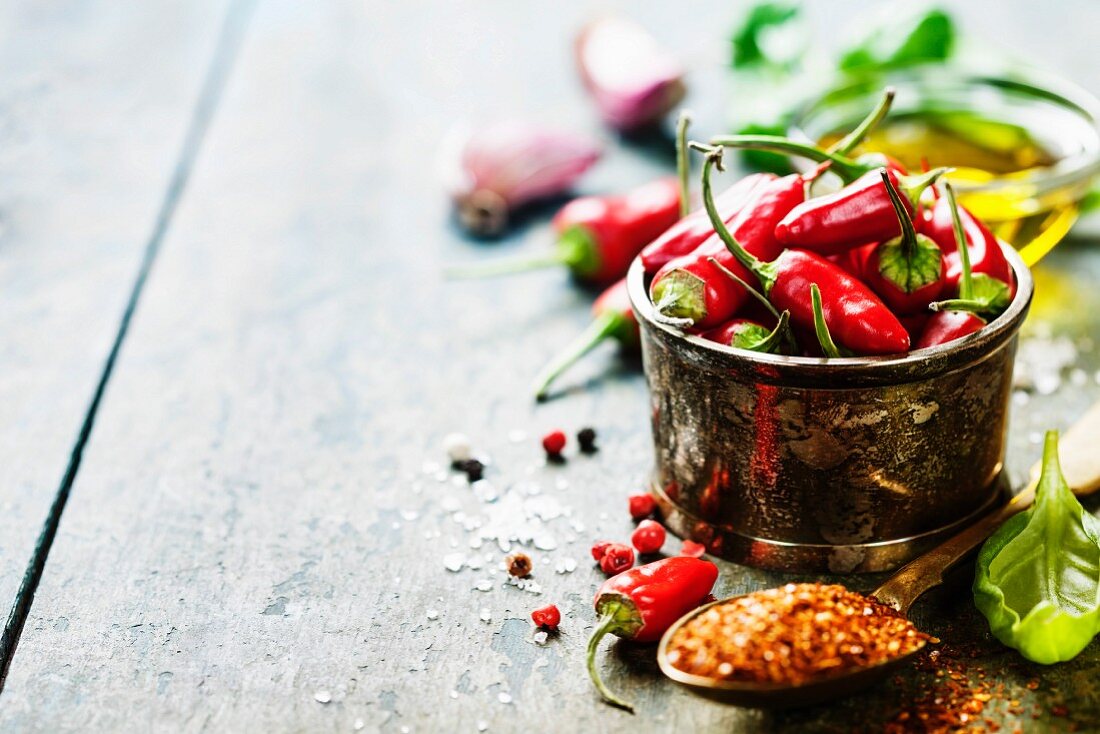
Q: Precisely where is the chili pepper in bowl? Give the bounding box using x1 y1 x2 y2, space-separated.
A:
918 183 1003 348
694 147 910 355
772 166 945 254
639 172 773 273
532 278 638 401
587 556 718 711
862 169 944 315
446 177 681 285
922 192 1015 303
648 163 806 328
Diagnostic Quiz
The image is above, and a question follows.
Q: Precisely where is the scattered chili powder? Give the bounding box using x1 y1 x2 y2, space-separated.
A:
665 583 929 686
505 552 533 578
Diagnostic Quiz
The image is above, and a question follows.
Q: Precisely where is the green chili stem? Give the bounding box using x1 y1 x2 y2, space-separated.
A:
532 312 625 401
928 299 990 314
753 310 791 353
708 135 866 183
707 258 796 352
880 168 918 260
676 110 692 218
945 182 974 301
586 613 635 713
692 143 777 291
811 284 843 358
829 87 895 156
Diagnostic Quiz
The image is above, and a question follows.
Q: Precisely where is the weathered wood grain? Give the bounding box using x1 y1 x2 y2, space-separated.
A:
2 0 1100 732
0 0 230 664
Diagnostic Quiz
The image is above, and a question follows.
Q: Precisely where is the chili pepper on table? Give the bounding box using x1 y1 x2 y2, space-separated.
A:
921 192 1016 304
862 169 944 314
445 177 681 285
532 278 638 401
695 147 910 355
648 154 806 329
587 556 718 711
917 183 998 348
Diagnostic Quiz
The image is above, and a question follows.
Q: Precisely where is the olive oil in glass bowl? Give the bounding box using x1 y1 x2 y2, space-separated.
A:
791 72 1100 265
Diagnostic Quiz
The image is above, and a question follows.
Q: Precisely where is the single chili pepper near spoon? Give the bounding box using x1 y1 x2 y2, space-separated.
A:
657 399 1100 708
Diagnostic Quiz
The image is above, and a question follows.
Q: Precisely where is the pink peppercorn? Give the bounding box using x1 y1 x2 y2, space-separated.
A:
590 540 613 562
542 430 567 457
628 493 656 520
599 543 635 575
531 604 561 630
631 520 666 554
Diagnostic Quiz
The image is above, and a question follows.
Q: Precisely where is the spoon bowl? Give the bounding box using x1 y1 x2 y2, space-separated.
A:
657 400 1100 708
656 597 924 708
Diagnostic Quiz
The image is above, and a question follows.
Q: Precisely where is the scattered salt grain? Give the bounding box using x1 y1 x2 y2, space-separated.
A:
477 721 489 732
533 631 549 645
444 432 473 463
443 553 466 572
474 580 493 592
555 558 577 574
426 609 439 621
480 608 492 623
449 690 459 699
314 691 332 704
354 719 364 731
498 692 512 704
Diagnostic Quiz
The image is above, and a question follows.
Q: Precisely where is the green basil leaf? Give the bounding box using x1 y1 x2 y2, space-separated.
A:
973 431 1100 664
838 8 955 73
731 2 803 70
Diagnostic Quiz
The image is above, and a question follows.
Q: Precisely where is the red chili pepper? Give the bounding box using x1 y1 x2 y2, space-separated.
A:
774 167 944 255
916 310 985 349
922 195 1016 301
628 493 656 520
587 557 718 710
918 183 1004 348
648 171 805 328
695 148 909 355
531 604 561 630
702 312 791 353
445 177 681 284
532 278 638 401
631 519 667 554
639 173 773 273
862 169 944 315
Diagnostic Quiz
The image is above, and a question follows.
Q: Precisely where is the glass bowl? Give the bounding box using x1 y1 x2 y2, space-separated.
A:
789 70 1100 265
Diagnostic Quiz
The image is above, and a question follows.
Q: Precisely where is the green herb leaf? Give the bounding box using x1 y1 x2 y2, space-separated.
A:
731 2 803 69
838 8 955 73
974 431 1100 664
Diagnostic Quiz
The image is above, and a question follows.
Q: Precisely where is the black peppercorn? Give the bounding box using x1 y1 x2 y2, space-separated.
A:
460 458 485 482
577 427 598 454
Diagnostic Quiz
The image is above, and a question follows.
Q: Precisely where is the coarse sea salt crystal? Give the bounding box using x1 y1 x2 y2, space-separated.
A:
443 552 465 572
426 609 440 620
475 580 493 592
555 558 577 574
533 631 548 645
314 691 332 704
480 608 492 622
477 721 489 732
498 692 512 704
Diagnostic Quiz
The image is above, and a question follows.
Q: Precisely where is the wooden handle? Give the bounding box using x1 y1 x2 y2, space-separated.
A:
873 400 1100 614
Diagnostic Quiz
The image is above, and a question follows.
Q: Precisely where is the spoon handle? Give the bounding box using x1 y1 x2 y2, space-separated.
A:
872 399 1100 614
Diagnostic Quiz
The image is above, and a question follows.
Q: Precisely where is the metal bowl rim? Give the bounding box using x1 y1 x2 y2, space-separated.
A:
628 242 1033 375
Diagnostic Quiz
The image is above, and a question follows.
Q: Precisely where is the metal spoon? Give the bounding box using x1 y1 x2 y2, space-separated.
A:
657 400 1100 708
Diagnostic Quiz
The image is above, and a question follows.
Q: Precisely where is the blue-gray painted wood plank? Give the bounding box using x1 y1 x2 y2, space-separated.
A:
2 0 1100 731
0 0 228 653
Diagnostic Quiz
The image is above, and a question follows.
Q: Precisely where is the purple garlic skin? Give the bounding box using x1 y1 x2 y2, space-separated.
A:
576 17 686 133
450 120 602 237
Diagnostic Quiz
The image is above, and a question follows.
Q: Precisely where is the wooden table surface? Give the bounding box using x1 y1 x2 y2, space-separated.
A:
2 1 1100 731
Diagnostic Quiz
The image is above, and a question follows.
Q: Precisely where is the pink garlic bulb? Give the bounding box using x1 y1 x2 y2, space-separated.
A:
448 120 602 237
575 17 686 133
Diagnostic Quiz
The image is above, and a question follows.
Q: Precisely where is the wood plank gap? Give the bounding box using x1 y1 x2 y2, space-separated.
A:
0 0 256 692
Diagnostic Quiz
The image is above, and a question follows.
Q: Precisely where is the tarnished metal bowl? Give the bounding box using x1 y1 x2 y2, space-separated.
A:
628 246 1033 573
